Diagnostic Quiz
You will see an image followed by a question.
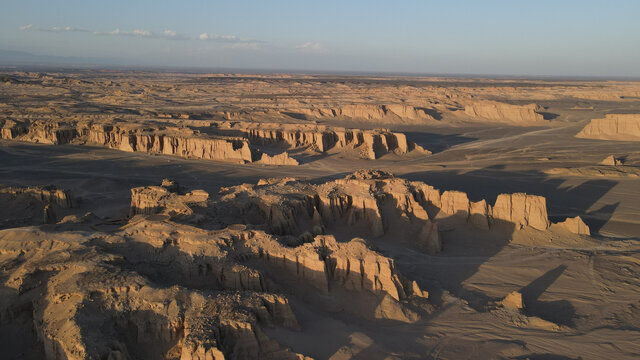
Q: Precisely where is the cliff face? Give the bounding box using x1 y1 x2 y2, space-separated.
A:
1 119 428 163
1 211 309 360
82 123 256 164
0 184 72 208
0 184 73 227
217 171 578 258
575 114 640 141
492 193 550 230
291 103 435 123
464 101 546 124
245 235 428 305
0 120 295 165
237 121 427 159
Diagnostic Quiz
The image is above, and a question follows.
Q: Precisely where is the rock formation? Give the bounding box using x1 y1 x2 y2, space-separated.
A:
500 291 524 310
244 235 428 304
576 114 640 141
0 184 72 208
0 118 429 163
464 101 547 124
129 182 209 218
291 104 435 123
554 216 591 235
217 170 575 259
600 155 624 166
235 121 428 159
492 193 550 230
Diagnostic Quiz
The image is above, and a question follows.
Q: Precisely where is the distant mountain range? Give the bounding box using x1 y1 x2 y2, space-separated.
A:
0 49 114 66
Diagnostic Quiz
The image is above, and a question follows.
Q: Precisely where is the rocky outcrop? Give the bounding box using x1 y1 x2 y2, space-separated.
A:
1 118 429 163
244 234 427 322
600 155 624 166
0 120 297 165
576 114 640 141
82 123 255 164
492 193 550 230
129 182 209 218
239 122 428 159
0 184 72 208
293 104 435 123
0 216 309 360
220 171 572 256
500 291 524 310
464 101 547 124
554 216 591 235
255 151 299 165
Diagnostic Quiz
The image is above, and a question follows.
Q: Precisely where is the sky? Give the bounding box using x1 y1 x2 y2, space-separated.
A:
1 0 639 77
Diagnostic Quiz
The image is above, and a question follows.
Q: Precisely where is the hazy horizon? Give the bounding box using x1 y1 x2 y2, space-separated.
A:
1 0 639 77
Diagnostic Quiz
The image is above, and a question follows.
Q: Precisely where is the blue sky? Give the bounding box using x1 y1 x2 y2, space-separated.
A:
1 0 639 76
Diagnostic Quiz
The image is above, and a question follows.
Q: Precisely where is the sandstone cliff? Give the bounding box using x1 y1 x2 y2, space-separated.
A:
1 118 428 163
576 114 640 141
0 184 72 208
464 101 547 124
291 103 435 123
218 171 576 257
0 119 298 165
229 121 428 159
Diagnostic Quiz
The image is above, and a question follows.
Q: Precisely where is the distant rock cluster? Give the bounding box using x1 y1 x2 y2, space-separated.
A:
0 118 429 165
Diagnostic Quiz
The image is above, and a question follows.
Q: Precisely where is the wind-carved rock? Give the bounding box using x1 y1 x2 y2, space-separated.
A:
289 103 436 123
244 234 428 314
492 193 550 230
554 216 591 235
237 121 428 159
0 184 73 208
1 118 430 164
600 155 624 166
576 114 640 141
82 123 256 164
220 170 585 256
129 181 209 218
464 101 547 124
0 119 299 165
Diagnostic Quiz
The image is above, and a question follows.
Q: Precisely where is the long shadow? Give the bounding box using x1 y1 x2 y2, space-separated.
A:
520 265 576 326
403 131 478 153
402 168 620 235
539 112 559 120
0 142 625 358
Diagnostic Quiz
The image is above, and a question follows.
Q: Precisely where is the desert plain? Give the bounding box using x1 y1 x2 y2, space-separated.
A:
0 70 639 360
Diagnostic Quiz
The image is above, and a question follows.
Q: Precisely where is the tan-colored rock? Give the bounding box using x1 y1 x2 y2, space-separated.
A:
555 216 591 235
298 103 434 124
469 200 490 229
500 291 524 310
600 155 624 166
256 151 299 165
440 190 470 218
129 183 208 218
492 193 550 230
576 114 640 141
42 204 57 224
417 220 441 254
464 101 546 124
0 184 72 208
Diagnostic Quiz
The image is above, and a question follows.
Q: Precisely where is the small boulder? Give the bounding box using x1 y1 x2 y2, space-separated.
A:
499 291 524 310
555 216 591 235
600 155 624 166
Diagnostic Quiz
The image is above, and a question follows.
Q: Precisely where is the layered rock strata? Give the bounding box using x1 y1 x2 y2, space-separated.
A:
576 114 640 141
1 118 429 163
217 171 582 256
464 101 546 124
